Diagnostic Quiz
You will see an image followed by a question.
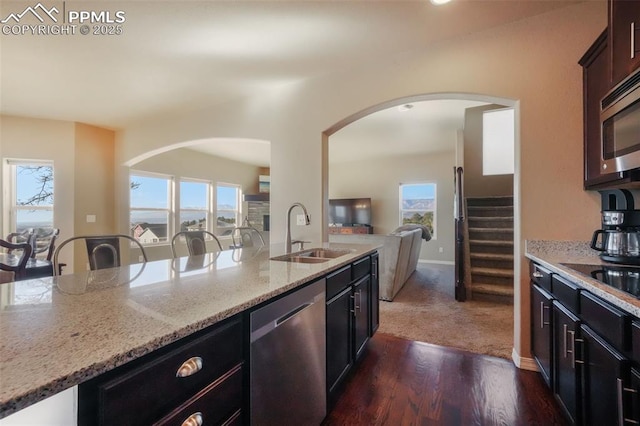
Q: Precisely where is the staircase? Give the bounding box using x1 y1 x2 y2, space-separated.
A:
466 196 514 302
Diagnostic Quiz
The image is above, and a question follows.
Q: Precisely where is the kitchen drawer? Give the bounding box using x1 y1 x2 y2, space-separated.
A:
552 275 581 314
352 256 371 282
580 291 630 352
326 265 351 300
154 364 243 426
530 263 552 292
89 318 243 426
633 321 640 363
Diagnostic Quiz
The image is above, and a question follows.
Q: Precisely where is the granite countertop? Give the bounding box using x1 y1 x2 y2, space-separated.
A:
525 240 640 317
0 242 379 418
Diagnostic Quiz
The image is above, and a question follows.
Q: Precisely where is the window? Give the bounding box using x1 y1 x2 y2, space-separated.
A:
399 182 436 238
7 161 54 233
483 108 515 175
216 183 241 236
130 172 172 244
179 179 210 232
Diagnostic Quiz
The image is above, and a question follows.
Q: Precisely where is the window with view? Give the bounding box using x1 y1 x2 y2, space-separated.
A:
130 172 172 244
7 161 54 233
399 182 436 238
179 180 210 232
216 184 240 236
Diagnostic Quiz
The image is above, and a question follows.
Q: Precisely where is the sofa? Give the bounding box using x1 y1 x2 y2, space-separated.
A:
329 228 423 301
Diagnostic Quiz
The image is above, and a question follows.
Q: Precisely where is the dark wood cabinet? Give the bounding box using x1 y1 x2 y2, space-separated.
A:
325 254 377 408
553 301 582 425
579 30 624 189
579 1 640 190
581 324 630 425
370 252 380 334
531 285 554 388
609 0 640 86
78 316 244 426
326 285 353 401
353 275 371 360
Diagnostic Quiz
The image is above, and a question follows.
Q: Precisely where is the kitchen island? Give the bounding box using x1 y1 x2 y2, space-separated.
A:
0 242 379 421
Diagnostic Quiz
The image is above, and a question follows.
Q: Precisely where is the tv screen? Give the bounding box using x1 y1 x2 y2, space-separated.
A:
329 198 371 226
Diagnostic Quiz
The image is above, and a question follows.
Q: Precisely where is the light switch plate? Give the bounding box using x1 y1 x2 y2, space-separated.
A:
296 214 307 225
86 214 96 223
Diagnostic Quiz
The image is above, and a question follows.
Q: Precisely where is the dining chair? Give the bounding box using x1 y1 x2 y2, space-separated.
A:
31 228 60 261
0 239 33 281
171 230 223 258
6 229 35 255
53 234 148 275
231 226 266 249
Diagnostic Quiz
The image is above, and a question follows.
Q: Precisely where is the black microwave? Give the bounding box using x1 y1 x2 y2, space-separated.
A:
601 68 640 174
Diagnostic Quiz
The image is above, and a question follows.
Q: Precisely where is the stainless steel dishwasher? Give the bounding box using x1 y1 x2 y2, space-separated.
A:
250 278 326 425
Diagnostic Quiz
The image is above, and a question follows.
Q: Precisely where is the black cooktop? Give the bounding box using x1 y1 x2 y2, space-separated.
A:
561 263 640 298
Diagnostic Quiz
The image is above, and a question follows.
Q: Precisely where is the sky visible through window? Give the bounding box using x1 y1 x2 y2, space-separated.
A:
15 165 54 228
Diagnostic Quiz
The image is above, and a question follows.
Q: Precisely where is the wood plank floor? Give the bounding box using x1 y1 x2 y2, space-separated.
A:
323 333 568 426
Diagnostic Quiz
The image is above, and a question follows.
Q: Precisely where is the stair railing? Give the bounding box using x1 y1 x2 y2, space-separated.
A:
454 166 466 302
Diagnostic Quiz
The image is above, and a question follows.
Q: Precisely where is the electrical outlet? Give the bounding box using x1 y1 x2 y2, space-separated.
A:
296 214 307 225
439 247 444 253
139 255 144 262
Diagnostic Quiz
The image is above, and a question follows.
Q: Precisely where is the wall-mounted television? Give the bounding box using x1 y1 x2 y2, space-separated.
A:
329 198 372 226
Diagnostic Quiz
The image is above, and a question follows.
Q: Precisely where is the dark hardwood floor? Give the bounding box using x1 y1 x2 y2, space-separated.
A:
323 333 567 426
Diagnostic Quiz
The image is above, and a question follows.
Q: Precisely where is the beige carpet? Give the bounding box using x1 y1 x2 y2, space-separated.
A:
378 263 514 359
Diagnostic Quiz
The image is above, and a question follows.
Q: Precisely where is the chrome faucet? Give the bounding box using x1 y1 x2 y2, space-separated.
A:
286 202 310 253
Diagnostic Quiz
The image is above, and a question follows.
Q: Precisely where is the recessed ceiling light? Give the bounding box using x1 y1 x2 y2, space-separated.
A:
430 0 452 5
398 104 414 112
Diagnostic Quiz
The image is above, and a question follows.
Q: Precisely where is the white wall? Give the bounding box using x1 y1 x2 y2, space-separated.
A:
114 2 606 361
329 150 455 263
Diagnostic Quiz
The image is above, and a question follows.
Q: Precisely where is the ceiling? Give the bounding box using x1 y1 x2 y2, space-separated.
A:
0 0 579 164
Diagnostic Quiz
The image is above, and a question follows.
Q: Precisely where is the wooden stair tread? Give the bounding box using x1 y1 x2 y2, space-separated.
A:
469 239 514 246
468 216 514 221
472 283 514 297
470 253 514 261
471 267 514 278
468 227 513 233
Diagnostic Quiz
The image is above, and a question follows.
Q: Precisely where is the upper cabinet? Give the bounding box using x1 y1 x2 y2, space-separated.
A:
610 0 640 86
580 0 640 190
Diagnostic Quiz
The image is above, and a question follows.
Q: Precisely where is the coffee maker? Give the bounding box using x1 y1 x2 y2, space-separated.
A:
591 189 640 264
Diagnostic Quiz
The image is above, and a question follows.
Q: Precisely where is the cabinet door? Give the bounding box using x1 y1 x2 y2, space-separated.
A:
579 30 623 188
553 301 582 425
610 0 640 85
581 324 630 426
326 286 353 403
353 275 370 361
370 253 379 335
531 285 553 388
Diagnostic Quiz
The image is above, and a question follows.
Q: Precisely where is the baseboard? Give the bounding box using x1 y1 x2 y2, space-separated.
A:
418 259 455 265
511 348 539 371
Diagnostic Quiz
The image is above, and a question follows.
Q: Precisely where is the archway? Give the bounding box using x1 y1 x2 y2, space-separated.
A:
321 92 520 360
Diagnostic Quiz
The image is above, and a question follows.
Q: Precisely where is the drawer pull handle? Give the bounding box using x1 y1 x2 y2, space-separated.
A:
182 412 203 426
532 271 543 279
176 357 203 378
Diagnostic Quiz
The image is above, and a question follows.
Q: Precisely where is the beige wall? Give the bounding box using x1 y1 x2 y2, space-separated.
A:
329 151 455 263
1 116 117 272
0 115 77 269
116 2 606 363
463 104 514 197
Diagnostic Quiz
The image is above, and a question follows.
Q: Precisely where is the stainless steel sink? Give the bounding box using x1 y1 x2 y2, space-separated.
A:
271 248 352 263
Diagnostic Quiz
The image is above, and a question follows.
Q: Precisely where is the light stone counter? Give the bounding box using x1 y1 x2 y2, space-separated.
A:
525 240 640 317
0 242 379 418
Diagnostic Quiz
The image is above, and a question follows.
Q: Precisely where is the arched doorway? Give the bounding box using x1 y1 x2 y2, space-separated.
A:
321 92 520 359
